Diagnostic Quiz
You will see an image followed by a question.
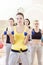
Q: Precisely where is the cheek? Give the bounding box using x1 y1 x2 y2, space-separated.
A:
10 22 12 25
11 22 13 25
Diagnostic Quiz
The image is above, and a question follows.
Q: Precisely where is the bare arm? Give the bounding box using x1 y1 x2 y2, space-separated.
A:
2 34 5 42
24 27 31 45
41 30 43 46
9 33 14 44
24 34 29 45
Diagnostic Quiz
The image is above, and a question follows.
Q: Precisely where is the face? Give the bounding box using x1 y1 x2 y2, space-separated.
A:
34 21 39 28
16 15 24 25
25 19 30 27
9 20 14 26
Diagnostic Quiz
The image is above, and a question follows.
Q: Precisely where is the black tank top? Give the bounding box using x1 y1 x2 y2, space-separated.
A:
32 29 42 39
6 35 11 43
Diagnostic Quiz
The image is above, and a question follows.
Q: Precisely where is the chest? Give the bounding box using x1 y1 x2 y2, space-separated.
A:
32 30 42 39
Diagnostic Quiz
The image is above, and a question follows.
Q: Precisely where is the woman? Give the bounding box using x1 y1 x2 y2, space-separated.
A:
2 18 14 65
25 18 31 40
8 12 29 65
29 20 42 65
25 18 32 65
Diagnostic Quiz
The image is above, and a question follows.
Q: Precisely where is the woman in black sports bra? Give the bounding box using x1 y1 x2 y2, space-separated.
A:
29 20 42 65
2 18 14 65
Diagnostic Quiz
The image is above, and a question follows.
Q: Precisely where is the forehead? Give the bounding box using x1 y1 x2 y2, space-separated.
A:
9 19 14 22
25 19 29 22
16 15 24 19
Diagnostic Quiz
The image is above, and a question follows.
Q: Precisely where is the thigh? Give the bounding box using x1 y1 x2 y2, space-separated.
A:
37 44 42 59
6 44 11 53
20 52 29 65
8 51 19 65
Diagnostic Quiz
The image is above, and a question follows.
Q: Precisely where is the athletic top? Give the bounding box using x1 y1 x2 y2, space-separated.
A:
6 35 11 43
4 26 14 44
32 29 42 39
11 26 28 51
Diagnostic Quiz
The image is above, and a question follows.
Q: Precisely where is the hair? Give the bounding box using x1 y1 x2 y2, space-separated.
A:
16 12 24 18
6 27 8 31
34 20 39 22
9 18 14 22
25 18 30 25
13 23 17 26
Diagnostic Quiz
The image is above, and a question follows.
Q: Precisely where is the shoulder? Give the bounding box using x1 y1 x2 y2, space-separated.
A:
41 29 43 34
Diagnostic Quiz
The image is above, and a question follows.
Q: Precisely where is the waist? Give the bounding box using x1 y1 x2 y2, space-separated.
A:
11 44 28 50
11 49 28 53
31 39 41 44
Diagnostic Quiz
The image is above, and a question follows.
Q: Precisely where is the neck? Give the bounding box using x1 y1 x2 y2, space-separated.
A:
10 25 13 27
17 24 23 27
34 27 39 31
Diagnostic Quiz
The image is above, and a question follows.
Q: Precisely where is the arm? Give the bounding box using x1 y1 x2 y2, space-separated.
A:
41 30 43 46
24 34 29 45
24 27 31 45
2 31 7 42
41 37 43 46
2 34 4 42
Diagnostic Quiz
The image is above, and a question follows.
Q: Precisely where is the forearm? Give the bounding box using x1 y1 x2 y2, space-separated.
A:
2 34 4 42
41 35 43 46
9 34 14 44
24 35 29 45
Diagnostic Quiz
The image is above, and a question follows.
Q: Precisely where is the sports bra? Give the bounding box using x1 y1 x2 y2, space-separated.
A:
11 26 28 50
32 29 42 39
6 35 11 43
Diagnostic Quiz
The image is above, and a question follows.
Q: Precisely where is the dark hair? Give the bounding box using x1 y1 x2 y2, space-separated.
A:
13 23 17 26
25 18 30 25
6 27 8 31
16 12 24 18
9 18 14 22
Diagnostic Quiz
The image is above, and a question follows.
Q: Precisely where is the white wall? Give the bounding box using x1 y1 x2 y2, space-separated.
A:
0 0 43 29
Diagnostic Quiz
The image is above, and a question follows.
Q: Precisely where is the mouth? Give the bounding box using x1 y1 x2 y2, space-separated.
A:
19 21 21 23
